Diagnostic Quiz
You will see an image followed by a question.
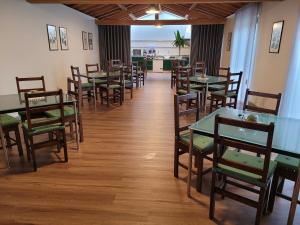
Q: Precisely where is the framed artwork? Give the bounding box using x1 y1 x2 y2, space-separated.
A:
88 32 93 50
226 32 232 52
82 31 88 50
47 24 58 51
269 21 284 53
59 27 69 50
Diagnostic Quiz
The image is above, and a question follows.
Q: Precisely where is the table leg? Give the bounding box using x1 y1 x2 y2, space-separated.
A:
0 124 10 168
287 160 300 224
187 129 194 197
93 78 96 109
73 101 80 151
204 83 208 113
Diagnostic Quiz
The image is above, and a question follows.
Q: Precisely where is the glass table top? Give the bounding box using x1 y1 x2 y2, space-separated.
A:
190 75 227 84
0 93 75 114
87 71 121 78
190 107 300 158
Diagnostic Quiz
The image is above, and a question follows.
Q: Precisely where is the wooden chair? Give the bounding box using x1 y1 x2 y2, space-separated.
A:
171 60 179 89
243 89 282 115
123 63 134 99
22 89 68 171
0 114 23 158
210 115 276 225
86 63 107 100
132 61 145 88
208 67 230 92
99 68 123 107
16 76 47 122
45 78 84 146
174 92 213 192
209 71 243 112
194 61 206 76
137 61 146 87
71 66 95 106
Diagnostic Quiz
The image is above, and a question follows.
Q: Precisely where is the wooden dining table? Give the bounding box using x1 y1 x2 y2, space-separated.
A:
0 93 78 168
188 107 300 225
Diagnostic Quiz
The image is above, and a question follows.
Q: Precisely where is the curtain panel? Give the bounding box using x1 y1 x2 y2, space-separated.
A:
230 3 259 102
190 24 224 75
98 25 131 70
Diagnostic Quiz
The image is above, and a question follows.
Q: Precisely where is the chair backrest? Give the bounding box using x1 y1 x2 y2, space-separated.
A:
71 66 84 84
174 92 200 137
213 115 274 183
24 89 65 131
105 67 123 87
243 89 282 115
176 67 192 94
67 77 82 112
86 64 99 76
216 67 230 77
194 62 205 75
123 63 133 82
16 76 46 94
224 71 243 96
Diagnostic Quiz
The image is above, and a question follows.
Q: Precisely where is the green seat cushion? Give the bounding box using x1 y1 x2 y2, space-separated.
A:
217 150 277 186
275 154 299 170
82 82 94 88
124 79 132 84
191 84 205 90
45 106 75 118
212 90 237 98
177 89 198 95
18 111 26 118
0 114 20 127
22 118 64 135
100 84 121 89
88 78 107 84
180 132 214 153
208 84 225 91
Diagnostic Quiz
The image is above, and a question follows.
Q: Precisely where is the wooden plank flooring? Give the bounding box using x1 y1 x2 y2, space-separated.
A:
0 73 299 225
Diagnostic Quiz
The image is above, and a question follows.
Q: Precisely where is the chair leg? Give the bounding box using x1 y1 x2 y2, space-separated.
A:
23 130 31 162
255 187 267 225
29 137 37 171
174 142 179 178
100 89 103 105
210 96 214 113
119 89 122 106
106 89 109 107
221 175 227 199
4 130 12 150
196 155 204 193
209 171 217 219
131 88 133 99
62 129 68 162
78 115 84 142
277 178 285 193
14 126 23 157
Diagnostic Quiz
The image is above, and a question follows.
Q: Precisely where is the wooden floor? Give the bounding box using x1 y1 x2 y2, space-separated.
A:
0 73 299 225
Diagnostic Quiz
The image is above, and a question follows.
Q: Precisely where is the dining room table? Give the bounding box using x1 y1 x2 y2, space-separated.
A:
187 107 300 225
0 93 78 168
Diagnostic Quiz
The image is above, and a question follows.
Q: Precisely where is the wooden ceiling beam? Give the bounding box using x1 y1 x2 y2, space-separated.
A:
27 0 283 4
96 18 225 25
104 4 148 19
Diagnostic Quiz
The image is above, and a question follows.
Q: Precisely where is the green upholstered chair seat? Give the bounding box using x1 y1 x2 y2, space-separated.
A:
275 154 299 170
208 84 225 91
81 82 94 88
100 84 121 89
0 114 20 127
88 78 107 84
217 150 277 186
177 89 198 95
23 118 64 135
18 111 26 118
180 132 214 153
212 90 237 98
190 84 205 90
124 79 133 84
45 106 75 118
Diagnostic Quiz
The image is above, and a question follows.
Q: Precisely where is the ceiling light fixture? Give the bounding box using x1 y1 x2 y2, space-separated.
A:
146 5 159 14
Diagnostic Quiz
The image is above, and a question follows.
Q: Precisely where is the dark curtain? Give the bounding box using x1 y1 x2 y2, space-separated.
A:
98 25 131 70
190 24 224 75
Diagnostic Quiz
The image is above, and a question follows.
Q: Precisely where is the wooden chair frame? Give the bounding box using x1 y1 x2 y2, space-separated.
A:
210 115 274 225
174 92 213 192
16 76 46 94
22 89 67 171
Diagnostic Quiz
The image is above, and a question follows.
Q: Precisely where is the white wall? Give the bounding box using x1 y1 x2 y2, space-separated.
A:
0 0 99 94
220 15 235 67
250 0 300 100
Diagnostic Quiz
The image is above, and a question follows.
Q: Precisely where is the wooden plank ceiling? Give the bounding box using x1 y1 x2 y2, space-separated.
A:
66 3 246 25
27 1 282 25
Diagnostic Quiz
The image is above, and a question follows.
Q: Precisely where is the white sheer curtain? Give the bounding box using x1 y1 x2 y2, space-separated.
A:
230 3 259 102
280 10 300 118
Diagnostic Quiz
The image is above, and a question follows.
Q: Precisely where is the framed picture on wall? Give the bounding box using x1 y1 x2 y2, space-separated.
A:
269 21 284 53
47 24 58 51
88 32 93 50
59 27 69 50
82 31 88 50
226 32 232 52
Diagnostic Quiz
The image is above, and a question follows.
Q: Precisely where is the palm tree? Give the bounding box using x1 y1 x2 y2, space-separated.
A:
173 30 186 56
